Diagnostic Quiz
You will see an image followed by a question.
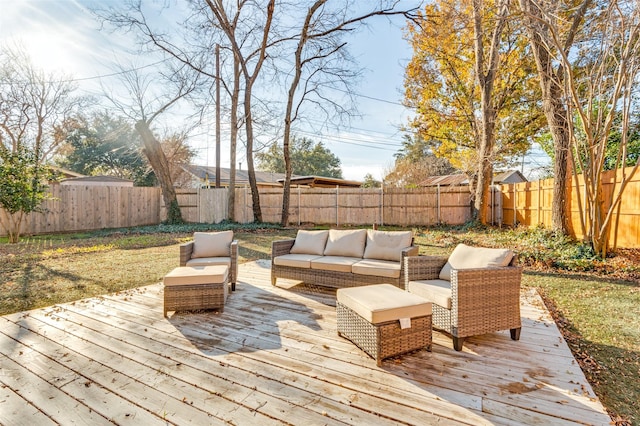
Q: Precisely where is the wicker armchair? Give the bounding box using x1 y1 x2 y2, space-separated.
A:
404 248 522 351
180 232 238 291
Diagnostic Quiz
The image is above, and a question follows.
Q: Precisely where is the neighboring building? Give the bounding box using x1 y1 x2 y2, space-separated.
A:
181 165 362 189
59 176 134 187
277 175 362 188
181 165 285 188
492 170 528 185
418 170 527 187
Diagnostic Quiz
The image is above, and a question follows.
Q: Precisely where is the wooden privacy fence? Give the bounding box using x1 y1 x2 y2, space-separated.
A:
232 186 473 226
5 167 640 248
498 166 640 248
0 185 161 237
168 188 228 224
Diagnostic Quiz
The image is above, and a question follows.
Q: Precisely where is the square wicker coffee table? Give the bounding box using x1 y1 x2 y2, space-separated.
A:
336 284 432 366
163 265 229 317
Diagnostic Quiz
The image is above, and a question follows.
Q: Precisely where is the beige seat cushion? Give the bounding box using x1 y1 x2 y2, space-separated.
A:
351 259 401 279
337 284 432 324
185 257 231 268
290 230 329 255
311 256 361 273
439 243 514 281
363 230 412 262
273 254 322 269
164 265 228 286
323 229 367 258
407 279 452 310
191 231 233 258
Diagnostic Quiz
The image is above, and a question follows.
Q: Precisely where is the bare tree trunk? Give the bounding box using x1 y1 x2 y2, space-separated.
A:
227 56 240 221
135 120 182 223
243 87 262 223
472 0 508 224
518 0 592 235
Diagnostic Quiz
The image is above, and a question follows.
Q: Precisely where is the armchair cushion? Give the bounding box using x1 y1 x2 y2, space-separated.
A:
290 230 329 256
363 229 412 262
323 229 367 258
439 244 514 281
191 231 234 258
406 279 452 310
185 257 231 268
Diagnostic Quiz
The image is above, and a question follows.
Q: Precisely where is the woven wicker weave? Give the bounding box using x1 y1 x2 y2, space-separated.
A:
404 255 522 351
271 239 418 290
180 240 238 290
164 281 228 317
337 302 432 366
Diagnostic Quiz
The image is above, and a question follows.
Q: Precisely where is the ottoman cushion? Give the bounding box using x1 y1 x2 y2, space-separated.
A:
164 265 228 286
337 284 432 324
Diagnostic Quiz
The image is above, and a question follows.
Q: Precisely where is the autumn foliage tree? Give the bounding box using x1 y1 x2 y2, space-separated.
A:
404 0 543 221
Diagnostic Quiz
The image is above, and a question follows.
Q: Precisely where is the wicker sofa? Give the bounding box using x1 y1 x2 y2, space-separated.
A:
405 243 522 351
271 228 418 289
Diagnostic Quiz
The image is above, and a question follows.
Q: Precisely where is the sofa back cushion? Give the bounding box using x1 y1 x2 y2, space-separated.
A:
192 231 234 258
323 229 367 258
290 230 329 256
363 229 413 262
439 243 514 281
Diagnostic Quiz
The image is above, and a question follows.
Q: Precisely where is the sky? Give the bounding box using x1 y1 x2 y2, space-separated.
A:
0 0 423 182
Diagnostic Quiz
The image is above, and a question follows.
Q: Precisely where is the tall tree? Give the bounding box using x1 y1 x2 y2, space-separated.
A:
57 113 154 186
522 0 640 256
0 45 87 163
404 0 542 220
385 134 456 188
257 136 343 178
104 64 200 223
205 0 275 223
518 0 593 233
278 0 415 226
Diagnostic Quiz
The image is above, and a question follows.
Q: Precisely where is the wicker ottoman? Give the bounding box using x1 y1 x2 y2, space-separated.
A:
337 284 432 366
163 265 229 317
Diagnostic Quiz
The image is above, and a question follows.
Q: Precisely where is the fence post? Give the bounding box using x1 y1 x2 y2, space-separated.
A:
437 184 441 224
380 184 384 226
336 185 339 227
513 184 517 227
298 186 301 226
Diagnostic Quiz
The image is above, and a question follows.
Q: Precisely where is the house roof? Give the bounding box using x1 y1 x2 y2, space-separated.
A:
276 175 362 188
493 169 528 184
418 170 527 187
182 165 288 187
419 174 469 187
60 176 134 183
183 165 362 188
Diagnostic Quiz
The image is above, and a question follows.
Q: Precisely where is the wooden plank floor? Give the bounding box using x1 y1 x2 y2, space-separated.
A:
0 260 611 425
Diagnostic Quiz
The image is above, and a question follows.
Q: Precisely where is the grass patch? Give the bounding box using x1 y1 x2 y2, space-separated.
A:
0 222 637 424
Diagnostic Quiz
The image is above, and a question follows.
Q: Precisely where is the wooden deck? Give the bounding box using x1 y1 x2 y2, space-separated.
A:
0 260 611 425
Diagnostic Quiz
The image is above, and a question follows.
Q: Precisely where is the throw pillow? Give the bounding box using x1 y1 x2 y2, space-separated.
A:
363 229 412 262
323 229 367 258
439 243 514 281
290 230 329 255
191 230 234 258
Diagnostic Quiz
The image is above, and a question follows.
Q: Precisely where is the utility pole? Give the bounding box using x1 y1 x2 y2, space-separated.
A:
215 43 221 188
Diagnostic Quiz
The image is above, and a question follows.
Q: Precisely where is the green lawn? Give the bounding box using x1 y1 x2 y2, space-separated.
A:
0 224 637 425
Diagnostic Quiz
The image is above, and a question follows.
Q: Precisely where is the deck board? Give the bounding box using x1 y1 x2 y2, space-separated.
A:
0 260 611 425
